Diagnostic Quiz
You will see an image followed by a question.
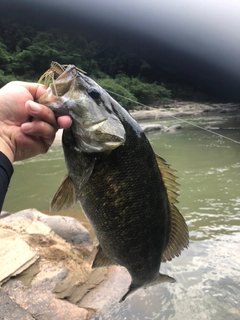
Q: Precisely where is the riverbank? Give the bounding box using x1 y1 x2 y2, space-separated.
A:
129 101 240 120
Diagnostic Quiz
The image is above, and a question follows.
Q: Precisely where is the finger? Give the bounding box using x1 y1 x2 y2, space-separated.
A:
19 82 47 100
21 121 56 146
57 116 72 129
25 101 58 129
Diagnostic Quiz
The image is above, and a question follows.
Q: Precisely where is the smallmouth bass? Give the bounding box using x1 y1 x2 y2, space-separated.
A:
38 62 189 302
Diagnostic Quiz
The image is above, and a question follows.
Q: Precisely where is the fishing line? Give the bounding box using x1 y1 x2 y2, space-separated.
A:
106 89 240 145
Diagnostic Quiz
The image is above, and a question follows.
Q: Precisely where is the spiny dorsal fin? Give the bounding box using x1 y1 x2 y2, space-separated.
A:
50 174 76 212
92 245 117 268
155 154 189 261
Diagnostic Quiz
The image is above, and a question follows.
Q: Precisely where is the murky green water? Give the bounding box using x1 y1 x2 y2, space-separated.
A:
3 114 240 319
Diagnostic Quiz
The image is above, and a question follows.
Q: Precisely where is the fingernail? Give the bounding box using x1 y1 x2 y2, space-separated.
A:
21 122 32 132
30 102 41 113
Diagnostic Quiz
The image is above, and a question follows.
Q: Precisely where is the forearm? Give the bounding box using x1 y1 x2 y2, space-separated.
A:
0 151 14 212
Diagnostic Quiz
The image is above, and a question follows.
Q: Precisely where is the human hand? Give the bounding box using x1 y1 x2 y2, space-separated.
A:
0 81 72 163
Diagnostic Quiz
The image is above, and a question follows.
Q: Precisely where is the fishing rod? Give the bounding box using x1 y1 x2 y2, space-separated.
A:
106 89 240 146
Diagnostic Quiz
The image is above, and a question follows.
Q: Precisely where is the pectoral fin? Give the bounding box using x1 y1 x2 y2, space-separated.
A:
50 158 96 212
92 245 117 268
50 175 76 212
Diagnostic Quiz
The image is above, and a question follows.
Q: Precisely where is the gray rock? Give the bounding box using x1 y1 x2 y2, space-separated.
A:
2 264 89 320
0 210 133 318
38 214 93 247
0 289 35 320
141 124 167 133
0 212 11 219
1 209 93 247
1 208 38 222
0 219 96 319
166 124 182 132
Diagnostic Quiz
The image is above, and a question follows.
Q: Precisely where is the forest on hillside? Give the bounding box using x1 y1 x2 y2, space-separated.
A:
0 21 209 108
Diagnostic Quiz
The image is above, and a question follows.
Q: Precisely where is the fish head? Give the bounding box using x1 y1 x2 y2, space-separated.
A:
38 64 126 153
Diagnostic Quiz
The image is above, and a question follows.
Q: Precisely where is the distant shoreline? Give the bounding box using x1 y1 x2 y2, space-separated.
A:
129 101 240 121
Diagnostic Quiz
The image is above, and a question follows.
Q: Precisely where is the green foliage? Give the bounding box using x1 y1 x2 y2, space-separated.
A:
115 74 172 104
0 42 11 64
96 77 137 108
0 70 16 87
95 75 171 108
0 20 208 103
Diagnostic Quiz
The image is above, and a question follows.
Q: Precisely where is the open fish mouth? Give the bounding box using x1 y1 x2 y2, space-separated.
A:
82 119 107 130
103 141 124 148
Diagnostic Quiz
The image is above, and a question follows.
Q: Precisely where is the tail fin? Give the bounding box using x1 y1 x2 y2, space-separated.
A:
119 273 176 302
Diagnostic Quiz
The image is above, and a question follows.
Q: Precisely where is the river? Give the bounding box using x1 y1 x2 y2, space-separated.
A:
3 113 240 320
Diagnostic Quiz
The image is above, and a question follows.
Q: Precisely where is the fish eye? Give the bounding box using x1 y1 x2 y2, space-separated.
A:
88 88 100 100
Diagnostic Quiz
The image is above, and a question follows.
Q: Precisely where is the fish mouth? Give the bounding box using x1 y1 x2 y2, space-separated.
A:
75 116 125 152
52 106 70 117
104 141 124 148
82 119 107 130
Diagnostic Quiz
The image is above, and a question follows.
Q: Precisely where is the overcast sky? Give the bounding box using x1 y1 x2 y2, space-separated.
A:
1 0 240 100
22 0 239 77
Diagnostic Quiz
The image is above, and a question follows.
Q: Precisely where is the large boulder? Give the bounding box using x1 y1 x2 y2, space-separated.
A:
0 209 129 319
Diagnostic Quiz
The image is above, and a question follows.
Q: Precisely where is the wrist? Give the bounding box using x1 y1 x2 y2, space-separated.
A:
0 126 15 163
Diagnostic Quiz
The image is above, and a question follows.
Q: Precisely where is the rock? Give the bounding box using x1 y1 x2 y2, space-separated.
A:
206 126 220 130
0 289 35 320
131 109 173 120
38 214 93 248
0 228 39 285
140 123 182 134
166 124 182 132
0 209 130 319
141 124 167 133
0 216 96 319
0 211 11 219
1 208 93 248
129 102 240 122
2 263 89 320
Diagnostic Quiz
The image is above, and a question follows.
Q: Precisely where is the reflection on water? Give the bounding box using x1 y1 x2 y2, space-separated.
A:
3 114 240 319
106 233 240 320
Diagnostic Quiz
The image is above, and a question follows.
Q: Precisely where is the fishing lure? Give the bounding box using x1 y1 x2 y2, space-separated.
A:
38 61 85 93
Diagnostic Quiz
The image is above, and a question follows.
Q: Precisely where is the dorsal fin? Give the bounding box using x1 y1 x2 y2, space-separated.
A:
155 154 189 261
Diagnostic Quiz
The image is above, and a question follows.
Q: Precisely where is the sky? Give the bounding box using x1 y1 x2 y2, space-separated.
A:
1 0 240 100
